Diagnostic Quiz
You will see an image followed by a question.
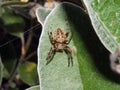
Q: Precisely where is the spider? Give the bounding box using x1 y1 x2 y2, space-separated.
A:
46 28 73 67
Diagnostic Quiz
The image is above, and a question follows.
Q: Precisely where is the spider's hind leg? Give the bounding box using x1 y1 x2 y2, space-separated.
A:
64 46 73 67
65 32 73 44
46 46 56 65
48 31 54 44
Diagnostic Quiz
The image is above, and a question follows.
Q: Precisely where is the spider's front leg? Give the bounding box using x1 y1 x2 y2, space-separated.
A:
46 46 56 65
64 46 73 67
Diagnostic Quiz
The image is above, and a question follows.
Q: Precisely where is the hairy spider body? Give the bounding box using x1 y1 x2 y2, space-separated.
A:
46 28 73 67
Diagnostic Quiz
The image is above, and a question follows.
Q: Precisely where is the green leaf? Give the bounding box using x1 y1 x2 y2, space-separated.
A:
0 56 3 86
37 3 83 90
0 8 24 37
25 85 40 90
37 2 120 90
36 6 51 25
82 0 120 53
18 61 38 85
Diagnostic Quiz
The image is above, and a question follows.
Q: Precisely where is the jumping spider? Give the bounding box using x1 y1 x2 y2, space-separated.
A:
46 28 73 67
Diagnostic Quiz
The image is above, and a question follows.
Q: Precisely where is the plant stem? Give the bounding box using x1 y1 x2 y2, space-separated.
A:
25 28 33 52
24 50 37 61
5 28 34 89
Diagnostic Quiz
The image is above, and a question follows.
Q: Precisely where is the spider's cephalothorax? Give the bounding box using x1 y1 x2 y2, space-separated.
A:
46 28 73 67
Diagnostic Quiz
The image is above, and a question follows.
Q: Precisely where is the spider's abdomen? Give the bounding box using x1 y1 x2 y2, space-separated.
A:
54 28 66 43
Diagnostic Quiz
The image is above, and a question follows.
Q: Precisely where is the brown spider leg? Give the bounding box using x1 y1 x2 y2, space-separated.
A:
48 31 54 44
64 46 73 67
65 32 73 44
46 46 56 65
65 32 69 38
